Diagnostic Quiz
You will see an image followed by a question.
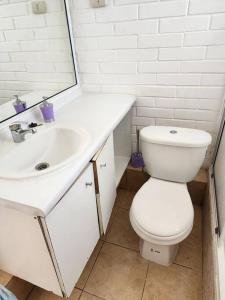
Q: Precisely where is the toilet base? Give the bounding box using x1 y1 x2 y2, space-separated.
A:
139 239 179 266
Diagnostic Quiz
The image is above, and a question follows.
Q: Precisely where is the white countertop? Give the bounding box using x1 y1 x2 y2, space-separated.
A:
0 93 135 217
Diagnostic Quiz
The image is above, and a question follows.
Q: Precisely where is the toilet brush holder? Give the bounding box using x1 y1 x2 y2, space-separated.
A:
131 152 144 168
131 129 144 168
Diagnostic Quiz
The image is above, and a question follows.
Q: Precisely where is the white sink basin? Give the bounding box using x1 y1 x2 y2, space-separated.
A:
0 125 90 179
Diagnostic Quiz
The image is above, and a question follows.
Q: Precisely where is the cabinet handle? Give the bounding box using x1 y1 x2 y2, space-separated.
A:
100 163 107 168
86 182 93 187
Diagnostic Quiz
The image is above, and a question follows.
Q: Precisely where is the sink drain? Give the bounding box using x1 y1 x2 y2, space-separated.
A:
35 162 50 171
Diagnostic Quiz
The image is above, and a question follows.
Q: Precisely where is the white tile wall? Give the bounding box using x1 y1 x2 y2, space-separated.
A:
72 0 225 166
0 0 74 104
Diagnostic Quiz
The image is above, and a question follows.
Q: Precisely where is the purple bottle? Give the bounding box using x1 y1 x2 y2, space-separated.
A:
13 95 27 113
40 96 55 123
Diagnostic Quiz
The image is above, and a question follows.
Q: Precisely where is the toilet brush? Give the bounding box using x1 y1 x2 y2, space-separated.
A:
131 128 145 168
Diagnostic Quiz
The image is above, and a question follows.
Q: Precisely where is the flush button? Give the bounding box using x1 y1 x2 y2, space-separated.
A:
170 130 177 134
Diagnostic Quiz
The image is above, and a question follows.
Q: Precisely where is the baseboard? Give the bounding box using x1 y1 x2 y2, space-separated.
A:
203 167 221 300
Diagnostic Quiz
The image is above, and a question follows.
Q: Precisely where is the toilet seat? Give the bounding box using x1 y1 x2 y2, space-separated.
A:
130 178 194 246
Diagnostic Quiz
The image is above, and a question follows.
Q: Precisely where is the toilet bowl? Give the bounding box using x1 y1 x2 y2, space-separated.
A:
130 126 212 266
130 177 194 266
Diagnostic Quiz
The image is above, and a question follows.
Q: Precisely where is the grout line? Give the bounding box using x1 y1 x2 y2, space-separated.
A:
79 291 107 300
78 292 82 300
104 240 139 253
25 285 35 300
116 205 130 211
79 290 107 300
76 286 83 300
173 262 194 270
4 275 14 288
141 263 150 300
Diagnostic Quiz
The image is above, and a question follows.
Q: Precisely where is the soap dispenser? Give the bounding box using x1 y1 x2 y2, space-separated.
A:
39 96 55 123
13 95 27 113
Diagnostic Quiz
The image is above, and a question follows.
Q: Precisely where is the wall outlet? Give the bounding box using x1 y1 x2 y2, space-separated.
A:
32 1 47 14
89 0 106 8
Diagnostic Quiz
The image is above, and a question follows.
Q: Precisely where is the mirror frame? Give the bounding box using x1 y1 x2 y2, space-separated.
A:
0 0 79 124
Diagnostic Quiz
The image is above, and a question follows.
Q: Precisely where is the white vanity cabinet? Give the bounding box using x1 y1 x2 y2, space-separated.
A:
0 164 99 297
113 110 132 186
92 134 117 234
0 109 132 298
91 110 132 235
44 163 99 296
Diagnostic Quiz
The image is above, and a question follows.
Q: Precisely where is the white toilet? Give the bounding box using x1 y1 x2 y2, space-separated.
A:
130 126 212 266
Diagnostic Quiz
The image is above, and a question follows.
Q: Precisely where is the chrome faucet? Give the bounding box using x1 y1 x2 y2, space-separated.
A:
9 122 39 143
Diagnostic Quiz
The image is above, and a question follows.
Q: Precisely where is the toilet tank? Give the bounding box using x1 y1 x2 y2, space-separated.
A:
140 126 212 183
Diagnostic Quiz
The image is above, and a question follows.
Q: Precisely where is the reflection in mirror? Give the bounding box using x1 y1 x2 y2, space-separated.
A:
0 0 76 123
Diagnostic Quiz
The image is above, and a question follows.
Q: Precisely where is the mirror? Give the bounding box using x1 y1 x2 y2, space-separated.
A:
0 0 77 123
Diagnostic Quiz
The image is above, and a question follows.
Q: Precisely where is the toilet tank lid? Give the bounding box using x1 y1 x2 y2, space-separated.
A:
140 126 212 148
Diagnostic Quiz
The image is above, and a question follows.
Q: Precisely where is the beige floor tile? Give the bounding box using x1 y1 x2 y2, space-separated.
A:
106 208 139 251
126 169 149 192
6 277 33 300
175 205 202 271
143 263 202 300
85 243 148 300
0 270 12 286
80 291 103 299
188 181 207 205
27 287 81 300
76 240 104 289
115 189 135 210
175 236 202 272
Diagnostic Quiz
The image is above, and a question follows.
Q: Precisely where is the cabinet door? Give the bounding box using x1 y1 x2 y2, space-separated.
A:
45 164 99 297
93 134 117 234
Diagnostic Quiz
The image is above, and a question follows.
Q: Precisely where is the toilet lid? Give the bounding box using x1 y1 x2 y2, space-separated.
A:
130 178 194 238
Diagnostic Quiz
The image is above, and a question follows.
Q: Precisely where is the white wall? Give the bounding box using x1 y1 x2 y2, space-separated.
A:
72 0 225 166
0 0 75 105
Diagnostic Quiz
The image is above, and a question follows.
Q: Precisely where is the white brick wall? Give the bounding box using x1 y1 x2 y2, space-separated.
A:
0 0 74 105
72 0 225 166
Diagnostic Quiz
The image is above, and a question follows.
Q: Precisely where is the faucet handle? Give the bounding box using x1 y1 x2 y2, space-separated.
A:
28 122 43 128
9 123 22 132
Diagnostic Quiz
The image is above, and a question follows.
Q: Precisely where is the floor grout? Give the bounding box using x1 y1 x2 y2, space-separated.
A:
104 240 139 253
115 205 131 211
25 285 35 300
173 262 194 270
140 263 150 300
79 290 107 300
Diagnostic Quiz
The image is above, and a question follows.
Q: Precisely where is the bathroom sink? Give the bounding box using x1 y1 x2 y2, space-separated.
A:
0 125 90 179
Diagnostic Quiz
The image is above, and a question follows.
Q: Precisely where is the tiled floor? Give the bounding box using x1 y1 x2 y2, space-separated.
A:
0 189 203 300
